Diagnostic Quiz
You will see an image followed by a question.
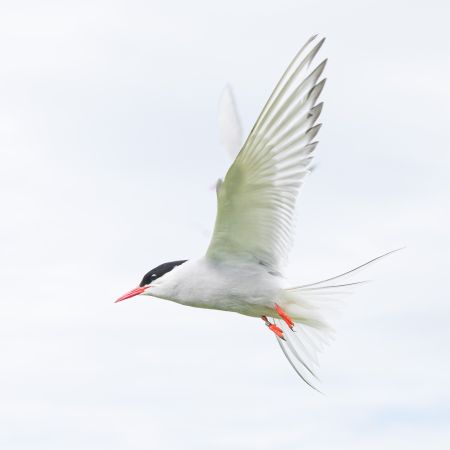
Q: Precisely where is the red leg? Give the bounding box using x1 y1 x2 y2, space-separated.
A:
261 315 285 340
274 304 295 331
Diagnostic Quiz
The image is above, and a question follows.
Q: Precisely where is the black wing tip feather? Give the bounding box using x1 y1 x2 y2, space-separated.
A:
306 123 322 140
311 102 324 114
316 77 327 90
316 36 326 47
316 58 328 71
309 39 326 60
305 34 325 47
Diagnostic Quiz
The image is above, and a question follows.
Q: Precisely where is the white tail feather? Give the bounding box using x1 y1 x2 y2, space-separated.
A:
275 248 403 389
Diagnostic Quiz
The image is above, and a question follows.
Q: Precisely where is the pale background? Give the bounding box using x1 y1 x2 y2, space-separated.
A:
1 1 449 449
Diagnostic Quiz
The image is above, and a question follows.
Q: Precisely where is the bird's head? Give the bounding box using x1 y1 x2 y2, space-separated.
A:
115 260 187 303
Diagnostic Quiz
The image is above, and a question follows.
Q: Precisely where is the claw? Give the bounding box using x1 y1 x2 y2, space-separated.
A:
268 323 285 340
261 315 285 340
275 304 295 330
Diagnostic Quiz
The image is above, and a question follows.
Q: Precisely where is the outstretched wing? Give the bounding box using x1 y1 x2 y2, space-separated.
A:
206 36 326 271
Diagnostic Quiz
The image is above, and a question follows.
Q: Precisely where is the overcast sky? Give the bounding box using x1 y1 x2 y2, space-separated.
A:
1 1 449 449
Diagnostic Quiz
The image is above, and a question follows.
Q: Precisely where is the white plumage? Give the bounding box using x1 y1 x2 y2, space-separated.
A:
117 36 396 390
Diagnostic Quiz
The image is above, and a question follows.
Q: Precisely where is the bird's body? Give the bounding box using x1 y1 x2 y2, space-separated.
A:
148 257 282 318
116 35 395 389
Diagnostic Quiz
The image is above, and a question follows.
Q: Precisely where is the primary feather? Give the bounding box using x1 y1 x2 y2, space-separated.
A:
207 36 326 271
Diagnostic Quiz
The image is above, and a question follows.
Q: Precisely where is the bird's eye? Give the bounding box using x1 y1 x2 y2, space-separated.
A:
151 274 157 278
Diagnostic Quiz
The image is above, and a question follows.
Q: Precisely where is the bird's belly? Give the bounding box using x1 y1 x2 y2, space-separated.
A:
179 289 277 317
174 287 278 318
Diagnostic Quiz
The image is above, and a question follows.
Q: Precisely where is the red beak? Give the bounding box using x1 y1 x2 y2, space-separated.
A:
115 286 147 303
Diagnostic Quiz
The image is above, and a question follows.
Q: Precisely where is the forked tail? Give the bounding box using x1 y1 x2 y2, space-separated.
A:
274 248 403 391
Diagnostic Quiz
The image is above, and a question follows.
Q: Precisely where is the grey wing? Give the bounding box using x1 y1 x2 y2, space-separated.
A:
207 35 326 272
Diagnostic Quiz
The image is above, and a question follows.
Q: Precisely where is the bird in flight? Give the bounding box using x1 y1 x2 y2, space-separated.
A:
116 36 395 390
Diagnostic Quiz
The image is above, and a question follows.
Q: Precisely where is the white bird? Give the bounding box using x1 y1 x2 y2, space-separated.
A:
116 36 396 390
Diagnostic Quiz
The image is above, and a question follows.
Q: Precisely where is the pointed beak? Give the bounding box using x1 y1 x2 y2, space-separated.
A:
115 286 148 303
